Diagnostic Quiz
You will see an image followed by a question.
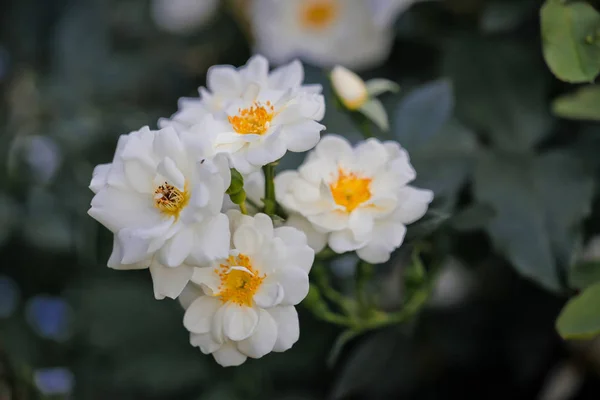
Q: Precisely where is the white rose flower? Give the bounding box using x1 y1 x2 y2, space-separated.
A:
88 126 231 300
250 0 425 70
183 210 314 367
161 56 325 173
151 0 219 34
160 55 323 132
276 135 433 263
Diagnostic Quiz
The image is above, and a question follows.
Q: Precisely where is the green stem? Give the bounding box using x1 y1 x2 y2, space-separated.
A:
356 261 373 313
313 263 355 315
262 162 277 216
349 111 374 139
239 202 248 215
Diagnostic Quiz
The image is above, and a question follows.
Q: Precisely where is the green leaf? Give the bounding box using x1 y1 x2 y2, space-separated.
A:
450 203 496 232
553 85 600 120
393 79 454 151
408 120 478 209
443 38 551 151
473 151 594 292
557 282 600 339
541 0 600 83
569 261 600 290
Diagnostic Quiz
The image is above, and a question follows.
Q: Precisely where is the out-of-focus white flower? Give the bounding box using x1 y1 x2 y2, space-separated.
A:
276 135 433 263
367 0 431 27
183 210 314 366
151 0 219 34
250 0 425 70
330 65 399 131
160 56 325 173
88 126 231 300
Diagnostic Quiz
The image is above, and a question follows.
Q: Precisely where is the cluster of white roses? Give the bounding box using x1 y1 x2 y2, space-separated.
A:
88 55 432 367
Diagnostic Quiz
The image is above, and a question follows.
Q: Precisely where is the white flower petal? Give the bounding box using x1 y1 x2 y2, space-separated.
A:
191 266 221 295
149 262 194 300
282 215 327 254
242 55 269 84
237 309 278 358
280 120 324 152
252 213 274 239
268 59 304 89
207 65 242 97
158 227 194 267
156 157 186 191
189 214 231 264
395 186 434 224
274 266 309 306
153 127 185 162
89 164 110 193
107 237 150 270
328 229 365 254
315 135 353 164
223 304 259 341
183 296 222 334
233 225 262 255
178 283 205 309
212 341 247 367
190 332 222 354
348 211 374 242
254 281 284 309
268 306 300 352
309 211 348 231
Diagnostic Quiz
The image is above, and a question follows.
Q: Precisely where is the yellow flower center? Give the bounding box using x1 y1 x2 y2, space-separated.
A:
300 0 339 30
154 181 190 218
329 168 372 213
215 254 265 307
228 101 275 135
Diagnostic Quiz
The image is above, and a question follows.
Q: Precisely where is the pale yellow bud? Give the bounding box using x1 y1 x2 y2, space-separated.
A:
331 66 368 110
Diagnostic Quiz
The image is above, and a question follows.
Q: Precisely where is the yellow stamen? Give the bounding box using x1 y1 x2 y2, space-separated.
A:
215 254 265 307
154 181 189 218
300 0 339 30
228 101 275 135
329 168 372 213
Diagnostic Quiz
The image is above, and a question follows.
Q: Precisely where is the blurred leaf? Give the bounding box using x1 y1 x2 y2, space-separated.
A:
569 261 600 290
331 328 419 400
556 282 600 339
394 79 454 151
408 120 478 208
449 203 496 232
405 209 451 240
443 38 551 151
473 151 594 292
553 85 600 121
541 0 600 83
480 0 534 33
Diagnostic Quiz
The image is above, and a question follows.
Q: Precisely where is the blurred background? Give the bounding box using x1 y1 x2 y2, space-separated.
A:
1 0 600 399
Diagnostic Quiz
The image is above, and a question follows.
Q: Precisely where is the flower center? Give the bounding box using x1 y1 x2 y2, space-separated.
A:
154 182 189 218
215 254 265 307
329 168 372 213
300 0 339 30
228 101 275 135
